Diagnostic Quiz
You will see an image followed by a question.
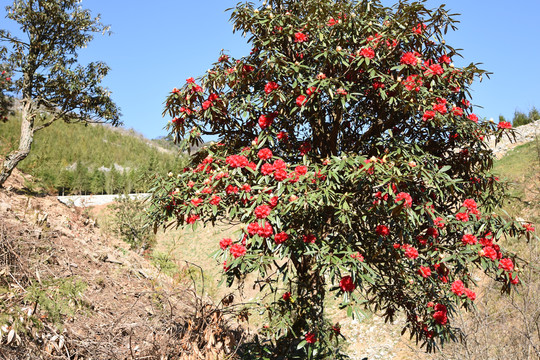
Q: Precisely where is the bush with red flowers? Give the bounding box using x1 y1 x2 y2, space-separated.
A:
150 0 529 357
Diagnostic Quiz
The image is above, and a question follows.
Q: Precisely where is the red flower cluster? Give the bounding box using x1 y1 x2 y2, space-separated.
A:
403 244 419 259
220 238 232 249
294 32 308 43
418 266 431 278
230 244 247 258
186 214 200 224
403 74 423 91
400 52 418 65
498 121 512 129
296 95 307 106
226 155 249 168
395 192 413 207
259 112 277 129
376 224 390 237
339 275 356 292
264 81 279 94
360 47 375 59
432 303 448 325
302 234 316 243
498 258 514 272
274 232 289 244
258 148 273 160
305 332 317 344
462 234 477 245
412 22 426 34
254 205 272 219
422 110 435 122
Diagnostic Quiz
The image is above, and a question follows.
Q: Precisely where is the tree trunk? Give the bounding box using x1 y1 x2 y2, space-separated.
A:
0 100 34 187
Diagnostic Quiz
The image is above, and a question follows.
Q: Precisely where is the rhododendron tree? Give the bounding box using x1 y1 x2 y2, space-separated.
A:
150 0 532 357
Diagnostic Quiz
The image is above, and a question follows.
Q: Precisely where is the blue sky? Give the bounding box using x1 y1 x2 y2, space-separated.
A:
2 1 540 139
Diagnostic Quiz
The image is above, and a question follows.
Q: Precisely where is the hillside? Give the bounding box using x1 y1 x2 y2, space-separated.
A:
0 113 186 195
0 169 242 359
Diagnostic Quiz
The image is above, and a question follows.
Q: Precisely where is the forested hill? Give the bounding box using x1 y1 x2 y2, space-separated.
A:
0 112 186 195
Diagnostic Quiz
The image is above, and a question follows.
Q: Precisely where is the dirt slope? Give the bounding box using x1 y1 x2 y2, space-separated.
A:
0 170 240 359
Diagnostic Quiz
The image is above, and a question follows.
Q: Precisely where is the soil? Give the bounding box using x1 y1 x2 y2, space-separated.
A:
0 169 241 359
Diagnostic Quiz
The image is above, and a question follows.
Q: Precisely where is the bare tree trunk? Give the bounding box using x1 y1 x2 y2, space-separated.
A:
0 100 34 187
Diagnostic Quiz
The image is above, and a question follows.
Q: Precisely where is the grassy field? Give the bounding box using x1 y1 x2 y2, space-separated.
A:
0 113 186 194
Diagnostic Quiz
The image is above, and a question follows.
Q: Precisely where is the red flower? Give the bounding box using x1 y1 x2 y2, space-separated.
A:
360 47 375 59
269 196 278 208
294 32 308 43
468 114 479 123
273 169 288 181
418 266 431 278
439 54 451 64
403 74 423 91
336 88 348 95
305 332 317 344
376 224 390 237
282 292 291 301
295 165 308 175
273 159 287 170
412 23 426 34
433 103 447 114
452 106 464 117
463 199 478 211
425 63 444 76
258 112 277 129
498 121 512 129
186 77 195 83
226 155 249 168
254 205 272 219
351 252 364 261
400 52 418 65
524 223 535 232
481 246 497 261
261 163 274 175
455 212 469 222
462 234 477 245
451 280 465 296
434 217 445 229
302 234 316 243
274 232 289 244
247 222 260 236
241 184 251 192
296 95 307 106
226 185 239 194
190 197 203 207
210 195 221 206
498 258 514 272
258 222 274 238
426 227 439 238
339 275 356 292
277 131 288 141
264 81 279 94
186 214 200 224
327 18 337 26
464 288 476 301
299 142 312 155
230 244 247 258
509 273 519 285
306 86 318 96
422 110 435 121
395 192 413 208
433 303 448 325
258 148 273 160
220 238 232 249
403 245 419 259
